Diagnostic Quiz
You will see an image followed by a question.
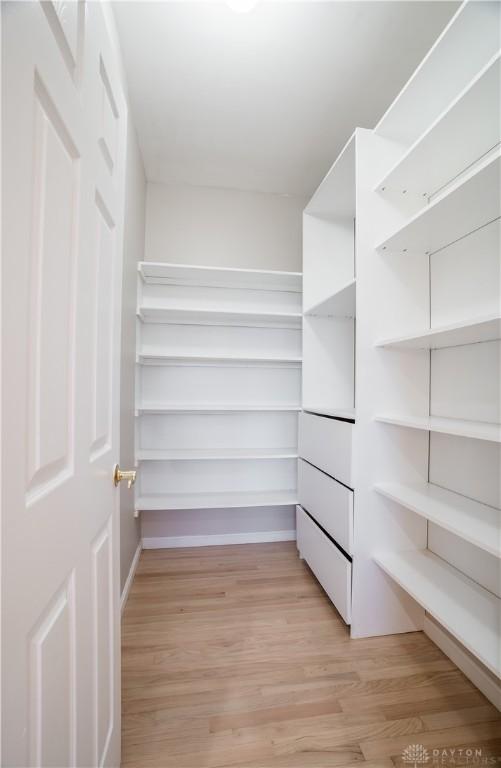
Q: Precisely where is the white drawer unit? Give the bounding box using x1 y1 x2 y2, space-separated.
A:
298 459 353 554
299 411 354 488
296 505 352 624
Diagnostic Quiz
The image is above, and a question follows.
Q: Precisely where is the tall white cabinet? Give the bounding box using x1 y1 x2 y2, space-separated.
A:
298 0 501 708
135 263 302 528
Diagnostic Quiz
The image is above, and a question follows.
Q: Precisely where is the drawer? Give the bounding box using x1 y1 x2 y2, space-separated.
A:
298 459 353 554
296 505 352 624
299 411 354 488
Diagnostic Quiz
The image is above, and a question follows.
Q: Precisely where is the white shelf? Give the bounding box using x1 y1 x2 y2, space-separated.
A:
375 414 500 444
136 448 298 461
376 315 501 350
138 262 302 292
303 405 356 422
375 53 501 198
137 403 302 415
376 149 501 256
305 132 356 218
304 279 356 318
137 351 302 367
136 489 298 511
374 549 501 677
374 481 501 558
137 306 302 329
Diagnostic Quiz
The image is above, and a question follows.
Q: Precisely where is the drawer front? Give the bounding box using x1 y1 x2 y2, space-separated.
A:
299 411 353 488
296 505 352 624
298 459 353 554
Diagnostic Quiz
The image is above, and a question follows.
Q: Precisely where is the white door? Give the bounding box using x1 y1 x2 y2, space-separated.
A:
2 2 127 765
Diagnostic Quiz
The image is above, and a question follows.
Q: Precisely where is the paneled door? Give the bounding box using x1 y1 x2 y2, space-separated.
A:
2 2 127 765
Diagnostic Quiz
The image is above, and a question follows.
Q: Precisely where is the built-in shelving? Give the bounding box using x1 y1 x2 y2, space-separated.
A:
376 149 501 256
137 448 298 461
375 414 500 444
375 52 501 198
376 314 501 350
374 481 501 558
136 262 303 523
139 262 302 292
137 403 302 415
137 305 302 329
136 490 298 511
304 279 356 319
303 405 356 422
374 549 501 677
137 351 302 367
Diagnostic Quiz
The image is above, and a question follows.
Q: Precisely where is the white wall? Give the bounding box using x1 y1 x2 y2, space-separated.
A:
119 119 146 591
145 182 305 272
141 181 305 544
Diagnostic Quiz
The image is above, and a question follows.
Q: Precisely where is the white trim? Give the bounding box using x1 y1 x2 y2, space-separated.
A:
120 541 142 614
142 529 296 550
424 615 501 711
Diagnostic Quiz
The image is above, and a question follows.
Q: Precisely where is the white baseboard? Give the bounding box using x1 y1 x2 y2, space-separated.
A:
120 540 142 614
424 615 501 711
142 529 296 550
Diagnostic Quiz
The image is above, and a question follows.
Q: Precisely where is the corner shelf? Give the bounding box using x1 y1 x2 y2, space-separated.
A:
376 314 501 350
137 403 302 415
138 262 302 293
137 448 298 461
374 549 501 677
374 481 501 558
137 351 302 367
375 53 501 198
376 148 501 256
136 489 298 511
304 279 356 319
375 414 500 443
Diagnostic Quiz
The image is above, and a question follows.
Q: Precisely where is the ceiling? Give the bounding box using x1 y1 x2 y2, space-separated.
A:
113 1 458 197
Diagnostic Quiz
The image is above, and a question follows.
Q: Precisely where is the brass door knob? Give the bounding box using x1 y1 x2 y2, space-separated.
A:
113 464 137 489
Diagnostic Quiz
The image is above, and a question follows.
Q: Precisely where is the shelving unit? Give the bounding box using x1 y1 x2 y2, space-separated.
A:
374 549 501 678
358 1 501 705
135 263 302 521
297 131 358 627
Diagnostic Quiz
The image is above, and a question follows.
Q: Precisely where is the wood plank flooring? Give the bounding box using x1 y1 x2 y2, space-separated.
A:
121 542 501 767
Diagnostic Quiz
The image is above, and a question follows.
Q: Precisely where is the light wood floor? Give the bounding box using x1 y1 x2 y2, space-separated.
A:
121 542 501 767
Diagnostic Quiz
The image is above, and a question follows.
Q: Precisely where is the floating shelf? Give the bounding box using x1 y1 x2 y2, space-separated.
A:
138 262 302 293
137 306 302 329
136 448 298 461
303 405 356 422
376 149 501 256
137 403 302 415
137 351 302 367
374 549 501 677
375 53 501 198
374 481 501 558
136 489 298 511
304 279 356 318
305 132 356 218
375 414 500 443
376 314 501 350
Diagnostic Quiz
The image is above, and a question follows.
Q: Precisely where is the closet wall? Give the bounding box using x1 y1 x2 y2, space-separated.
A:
141 181 305 544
